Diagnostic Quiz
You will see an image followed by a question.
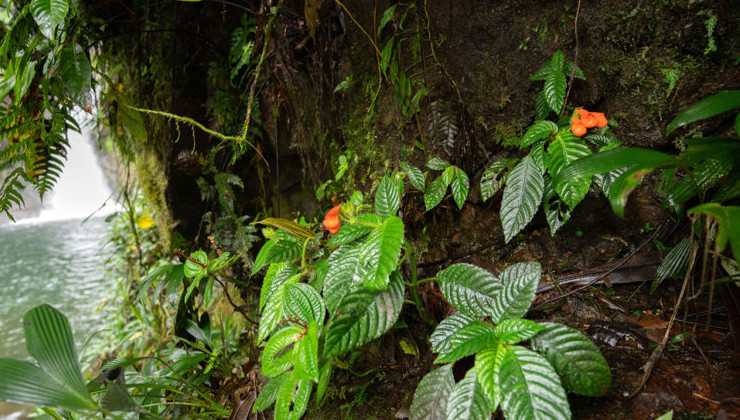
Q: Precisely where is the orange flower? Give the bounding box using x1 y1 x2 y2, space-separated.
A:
592 112 608 128
571 122 587 136
572 108 608 134
323 205 341 234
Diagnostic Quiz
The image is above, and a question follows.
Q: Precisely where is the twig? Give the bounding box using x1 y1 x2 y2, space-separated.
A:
560 0 582 118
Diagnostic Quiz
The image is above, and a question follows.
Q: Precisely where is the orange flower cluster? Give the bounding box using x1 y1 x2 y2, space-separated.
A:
571 109 608 136
322 205 341 234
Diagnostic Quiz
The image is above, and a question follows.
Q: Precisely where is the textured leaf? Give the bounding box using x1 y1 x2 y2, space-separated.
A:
327 220 374 247
529 141 547 173
260 262 295 310
535 90 550 120
544 71 566 113
261 325 302 377
490 262 540 323
258 267 300 344
529 65 552 81
441 166 455 186
100 374 140 413
437 263 502 318
425 176 448 211
427 157 451 170
294 321 319 381
550 50 565 71
451 168 469 210
501 156 544 243
184 250 208 278
543 176 571 236
323 242 367 314
254 372 289 412
59 43 91 104
564 62 585 80
663 157 734 208
252 238 302 275
430 313 478 355
474 342 506 410
31 0 68 39
521 121 558 149
358 216 404 291
608 166 652 218
446 368 492 420
315 362 332 404
0 359 93 409
531 322 612 397
666 90 740 136
254 218 316 239
494 319 544 344
410 365 454 420
549 131 592 210
435 322 497 364
652 238 693 293
323 271 404 357
376 176 401 219
408 165 427 192
557 147 675 185
498 345 571 420
284 283 326 325
275 373 312 420
377 4 398 36
480 158 517 202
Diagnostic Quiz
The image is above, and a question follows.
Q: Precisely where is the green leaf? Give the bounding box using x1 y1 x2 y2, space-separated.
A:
260 262 295 311
535 90 550 120
550 50 565 72
521 120 558 149
252 238 302 275
529 65 552 81
549 131 592 210
377 4 398 36
480 158 517 202
0 305 96 409
490 262 540 323
530 322 612 397
410 365 454 420
323 242 367 314
294 321 319 381
529 141 547 173
544 176 571 236
564 62 585 80
441 166 455 186
430 313 478 355
183 250 207 278
376 176 401 219
688 204 740 265
437 264 502 318
663 157 734 208
666 90 740 136
450 168 469 210
323 271 404 358
59 43 91 104
254 372 289 412
501 156 544 243
608 166 652 218
652 238 693 293
253 218 316 239
326 221 374 247
435 322 498 364
474 342 506 410
544 71 566 113
100 374 140 413
31 0 68 39
408 165 427 192
315 362 332 404
425 176 448 211
15 60 36 104
427 157 451 170
498 345 571 420
261 325 302 377
557 147 675 185
183 318 211 346
275 373 312 420
258 268 301 344
445 368 492 420
494 319 544 344
207 252 231 272
358 216 404 291
284 282 326 325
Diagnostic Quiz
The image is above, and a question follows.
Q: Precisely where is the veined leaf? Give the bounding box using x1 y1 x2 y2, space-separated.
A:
377 4 398 37
316 362 332 404
251 238 302 275
258 267 301 344
430 313 478 355
323 242 367 314
666 90 740 136
550 50 565 72
549 131 592 210
435 322 497 364
663 157 734 208
530 65 552 81
410 365 454 420
323 271 404 358
425 176 448 211
441 166 455 186
183 250 207 278
327 220 374 247
480 158 517 202
358 216 404 291
31 0 68 39
490 262 540 323
652 238 693 293
494 319 544 344
557 147 675 185
427 157 451 170
445 368 492 420
521 120 558 149
261 325 302 377
253 218 316 239
544 176 571 236
284 282 326 325
260 262 296 311
501 156 544 243
688 204 740 265
451 168 469 210
564 62 585 80
498 345 571 420
294 321 319 381
0 359 93 409
530 322 612 397
275 372 312 420
376 176 401 219
608 166 652 218
474 342 506 410
535 90 550 120
437 263 502 318
529 140 547 173
408 165 427 192
544 71 566 114
254 372 290 412
59 43 91 104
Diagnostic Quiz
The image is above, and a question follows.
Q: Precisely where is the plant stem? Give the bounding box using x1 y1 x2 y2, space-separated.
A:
404 241 434 325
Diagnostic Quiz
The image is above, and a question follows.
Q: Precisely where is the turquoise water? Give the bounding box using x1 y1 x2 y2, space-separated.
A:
0 217 113 419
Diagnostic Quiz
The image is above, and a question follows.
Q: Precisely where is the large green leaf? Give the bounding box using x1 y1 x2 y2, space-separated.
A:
490 262 540 323
430 313 478 355
407 165 427 192
258 267 300 344
31 0 68 39
556 147 675 185
59 43 91 104
663 157 734 208
501 156 544 243
437 263 502 318
425 176 448 211
410 365 454 420
548 131 592 210
493 319 544 344
543 176 571 236
480 158 517 202
358 216 404 291
254 372 289 412
530 322 612 397
294 321 319 381
474 342 506 410
427 157 451 170
688 204 740 265
251 238 303 275
535 90 550 120
498 345 571 420
652 238 693 293
435 322 498 364
326 218 375 247
451 168 469 210
666 90 740 136
521 121 558 149
376 176 401 219
544 71 566 114
0 305 96 409
253 218 316 240
323 271 404 358
183 250 207 278
261 325 301 377
608 166 652 218
275 372 312 420
284 283 326 325
323 242 367 314
445 368 492 420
